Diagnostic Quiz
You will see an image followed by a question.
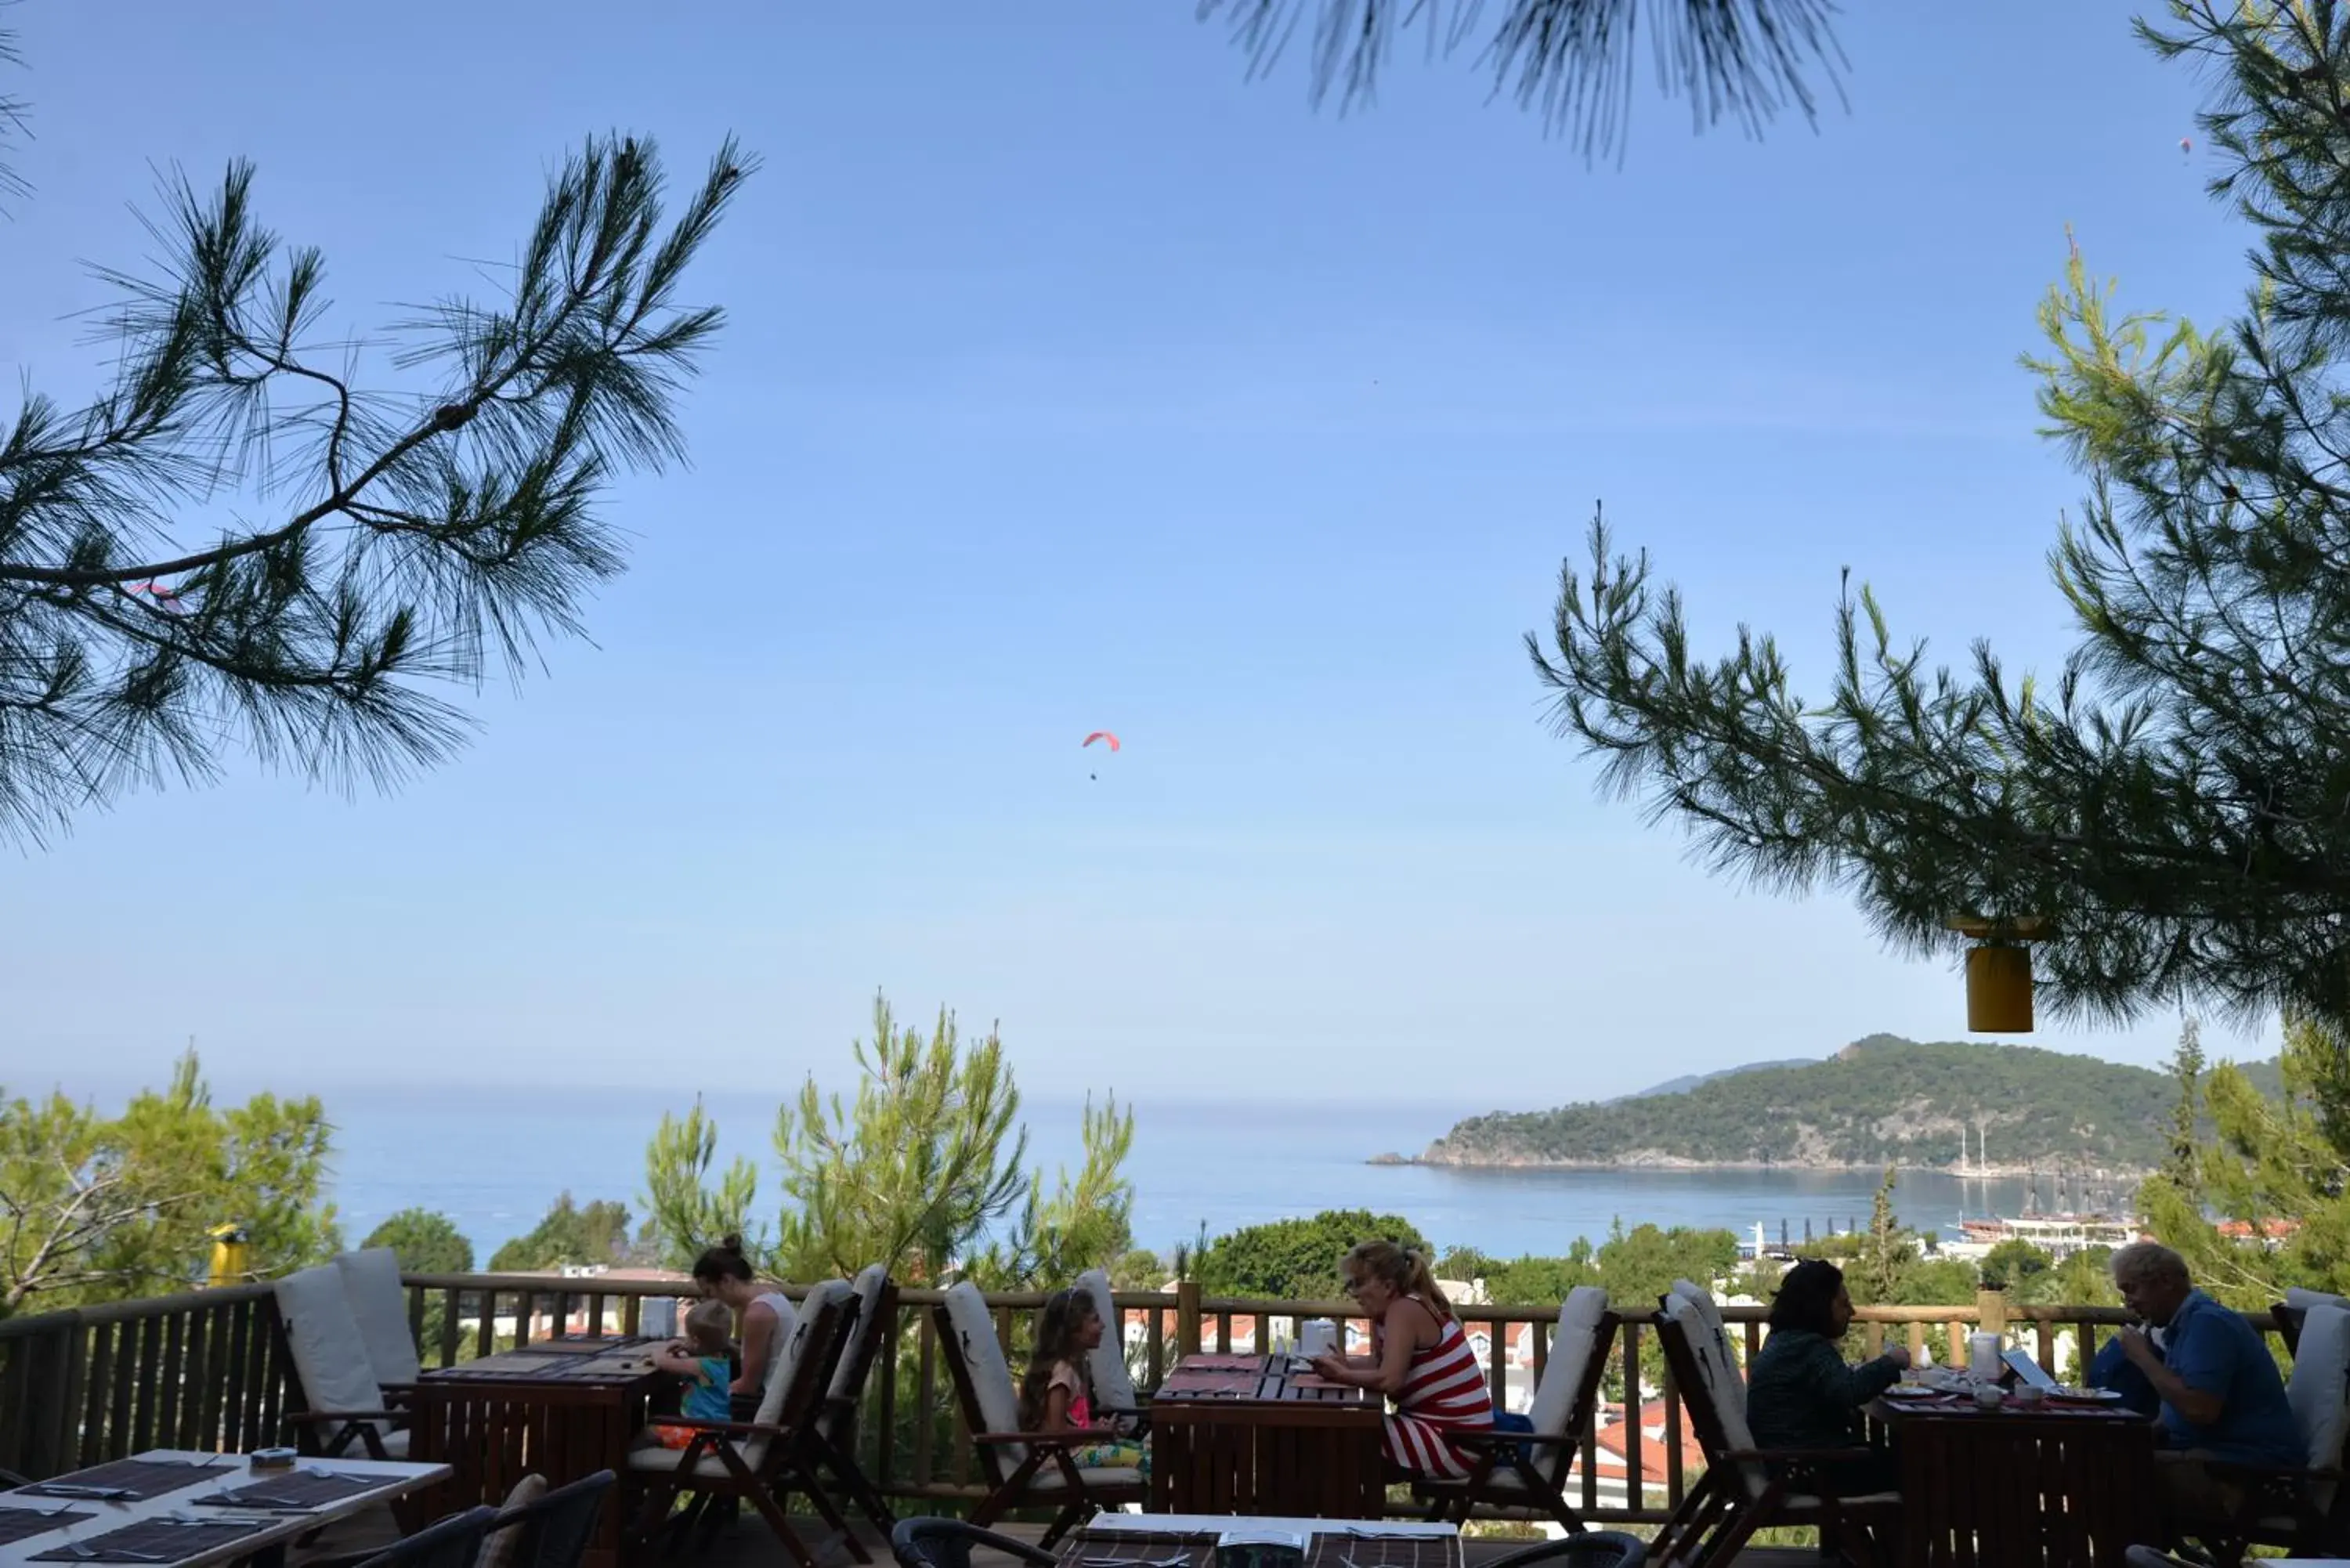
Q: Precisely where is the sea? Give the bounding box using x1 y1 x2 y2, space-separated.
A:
324 1086 2050 1264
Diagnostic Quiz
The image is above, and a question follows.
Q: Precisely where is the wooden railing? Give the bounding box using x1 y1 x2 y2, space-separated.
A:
0 1274 2283 1527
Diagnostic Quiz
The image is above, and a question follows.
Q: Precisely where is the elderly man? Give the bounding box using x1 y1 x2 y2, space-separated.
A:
2106 1241 2299 1514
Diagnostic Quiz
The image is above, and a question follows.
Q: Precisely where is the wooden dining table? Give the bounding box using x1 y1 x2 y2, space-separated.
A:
0 1449 447 1568
407 1335 671 1568
1147 1354 1386 1520
1869 1388 2160 1566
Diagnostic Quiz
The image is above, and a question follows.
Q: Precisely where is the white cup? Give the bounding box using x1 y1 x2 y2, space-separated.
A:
1296 1319 1337 1359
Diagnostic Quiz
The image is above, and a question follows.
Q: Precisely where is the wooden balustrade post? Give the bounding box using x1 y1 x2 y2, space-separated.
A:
1977 1287 2008 1338
1176 1281 1202 1358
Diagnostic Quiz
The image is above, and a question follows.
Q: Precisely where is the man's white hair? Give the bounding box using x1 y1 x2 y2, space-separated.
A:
2110 1240 2191 1288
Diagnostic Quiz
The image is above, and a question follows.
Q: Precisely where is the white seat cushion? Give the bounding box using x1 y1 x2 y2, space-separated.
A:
944 1281 1027 1473
1029 1465 1143 1491
747 1280 850 1465
1787 1490 1899 1509
2288 1302 2350 1512
276 1265 387 1436
335 1248 421 1386
1075 1268 1139 1416
319 1422 410 1459
1522 1287 1608 1483
1665 1293 1764 1501
2287 1288 2350 1313
827 1266 890 1405
627 1442 750 1481
1669 1279 1742 1414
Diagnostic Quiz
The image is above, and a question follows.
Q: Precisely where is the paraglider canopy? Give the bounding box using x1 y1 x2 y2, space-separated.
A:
1083 732 1120 752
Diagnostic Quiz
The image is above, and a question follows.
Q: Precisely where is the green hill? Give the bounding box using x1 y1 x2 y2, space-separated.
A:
1422 1034 2265 1174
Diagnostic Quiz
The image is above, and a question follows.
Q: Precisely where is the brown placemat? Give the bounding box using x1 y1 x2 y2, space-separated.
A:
519 1337 634 1355
1306 1536 1462 1568
197 1469 380 1510
30 1517 268 1563
21 1461 237 1502
427 1353 577 1378
1159 1371 1264 1398
0 1508 93 1547
1061 1531 1218 1568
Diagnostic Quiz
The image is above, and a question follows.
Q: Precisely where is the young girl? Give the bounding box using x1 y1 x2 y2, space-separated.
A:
1020 1287 1149 1478
640 1299 738 1448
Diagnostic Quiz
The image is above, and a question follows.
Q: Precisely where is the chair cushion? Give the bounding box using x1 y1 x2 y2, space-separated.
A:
1669 1280 1741 1415
475 1474 548 1568
335 1248 421 1387
943 1281 1027 1472
1524 1287 1608 1483
276 1265 386 1436
1665 1293 1762 1500
1028 1465 1144 1491
322 1424 410 1460
2289 1302 2350 1515
1075 1268 1139 1414
747 1279 851 1464
2287 1288 2350 1313
627 1442 751 1481
827 1266 891 1405
1785 1490 1900 1510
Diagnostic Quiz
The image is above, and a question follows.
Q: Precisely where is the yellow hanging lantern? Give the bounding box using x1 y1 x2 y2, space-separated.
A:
1944 916 2052 1035
207 1223 251 1288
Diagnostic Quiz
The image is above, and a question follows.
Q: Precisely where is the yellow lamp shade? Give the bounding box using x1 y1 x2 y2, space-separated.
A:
207 1223 251 1288
1966 945 2034 1033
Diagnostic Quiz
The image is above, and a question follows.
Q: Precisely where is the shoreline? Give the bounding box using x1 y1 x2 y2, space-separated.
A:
1371 1152 2150 1180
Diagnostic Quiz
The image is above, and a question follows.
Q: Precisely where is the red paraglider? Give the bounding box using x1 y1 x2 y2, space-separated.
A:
1083 730 1119 781
2181 135 2193 159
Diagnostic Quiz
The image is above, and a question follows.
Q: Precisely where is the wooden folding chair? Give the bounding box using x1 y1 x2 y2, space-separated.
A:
933 1281 1144 1548
813 1263 900 1534
1414 1287 1617 1533
1646 1299 1896 1568
627 1279 870 1568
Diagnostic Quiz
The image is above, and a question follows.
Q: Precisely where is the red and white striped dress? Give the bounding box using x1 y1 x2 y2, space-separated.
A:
1378 1297 1495 1479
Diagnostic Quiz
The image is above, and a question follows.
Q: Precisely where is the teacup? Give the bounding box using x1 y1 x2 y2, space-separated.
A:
2012 1384 2046 1409
1973 1383 2005 1411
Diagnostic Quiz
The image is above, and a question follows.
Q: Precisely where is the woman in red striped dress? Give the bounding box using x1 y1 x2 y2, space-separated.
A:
1306 1240 1495 1479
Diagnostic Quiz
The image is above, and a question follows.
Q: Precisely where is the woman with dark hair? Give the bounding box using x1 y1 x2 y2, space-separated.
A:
690 1234 796 1418
1745 1259 1908 1494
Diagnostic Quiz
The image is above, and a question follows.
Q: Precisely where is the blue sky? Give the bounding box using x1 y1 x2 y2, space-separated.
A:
0 1 2276 1114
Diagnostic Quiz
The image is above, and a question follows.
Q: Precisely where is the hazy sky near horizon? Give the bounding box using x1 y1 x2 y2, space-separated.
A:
0 1 2282 1111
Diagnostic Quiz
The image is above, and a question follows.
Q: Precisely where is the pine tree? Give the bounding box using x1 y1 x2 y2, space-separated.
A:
2167 1014 2207 1194
1528 2 2350 1075
0 24 751 844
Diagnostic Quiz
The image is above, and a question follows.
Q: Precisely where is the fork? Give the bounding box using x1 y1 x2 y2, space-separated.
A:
51 1546 170 1563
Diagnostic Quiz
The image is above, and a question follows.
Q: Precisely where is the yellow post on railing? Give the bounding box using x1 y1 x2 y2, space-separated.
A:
1977 1285 2008 1339
206 1223 250 1288
1176 1280 1202 1358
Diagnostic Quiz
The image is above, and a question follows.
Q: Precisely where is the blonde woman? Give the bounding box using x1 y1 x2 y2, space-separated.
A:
1307 1239 1493 1478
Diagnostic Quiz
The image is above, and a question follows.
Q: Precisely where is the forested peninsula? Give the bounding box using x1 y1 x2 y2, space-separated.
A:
1412 1035 2280 1174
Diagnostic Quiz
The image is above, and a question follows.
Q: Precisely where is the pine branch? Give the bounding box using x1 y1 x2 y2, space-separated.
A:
0 135 754 844
1198 0 1846 159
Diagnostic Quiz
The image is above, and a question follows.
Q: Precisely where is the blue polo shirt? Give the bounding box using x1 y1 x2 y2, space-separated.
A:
2159 1288 2301 1465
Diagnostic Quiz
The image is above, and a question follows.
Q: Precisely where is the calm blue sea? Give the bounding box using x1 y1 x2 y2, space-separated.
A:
323 1088 2046 1264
